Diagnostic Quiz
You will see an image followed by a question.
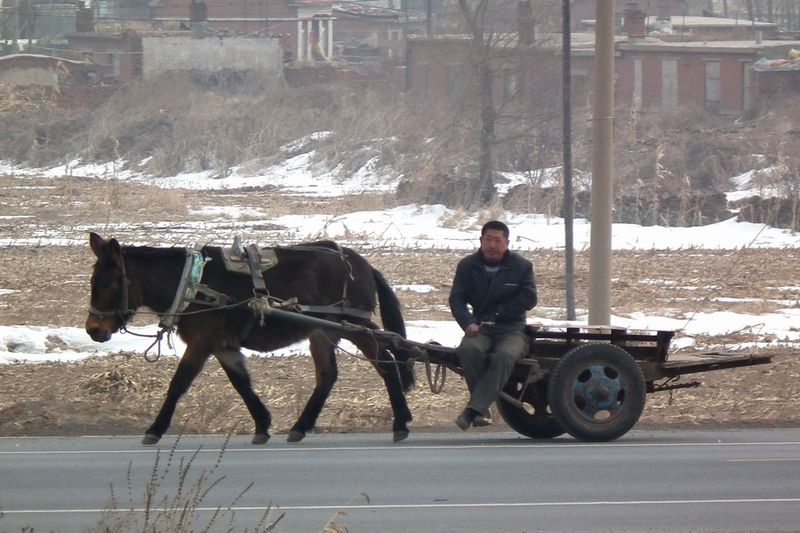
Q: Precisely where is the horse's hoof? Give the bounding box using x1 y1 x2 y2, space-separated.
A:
287 430 305 443
142 433 160 445
393 430 409 443
251 433 270 445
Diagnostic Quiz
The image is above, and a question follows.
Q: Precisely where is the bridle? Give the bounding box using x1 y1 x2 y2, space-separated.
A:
87 250 134 326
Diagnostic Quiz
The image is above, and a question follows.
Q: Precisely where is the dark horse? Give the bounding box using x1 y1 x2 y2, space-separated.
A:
85 232 415 444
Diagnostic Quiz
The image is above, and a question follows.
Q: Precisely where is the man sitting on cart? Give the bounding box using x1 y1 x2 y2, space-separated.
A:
449 220 537 430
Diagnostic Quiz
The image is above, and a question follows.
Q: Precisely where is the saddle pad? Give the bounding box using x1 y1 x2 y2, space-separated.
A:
221 242 279 275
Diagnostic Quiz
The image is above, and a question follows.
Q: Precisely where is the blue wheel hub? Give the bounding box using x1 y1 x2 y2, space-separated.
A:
571 364 624 417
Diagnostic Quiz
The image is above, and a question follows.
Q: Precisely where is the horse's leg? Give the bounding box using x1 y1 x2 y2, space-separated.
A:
350 331 413 443
214 349 271 444
287 331 339 443
143 346 207 445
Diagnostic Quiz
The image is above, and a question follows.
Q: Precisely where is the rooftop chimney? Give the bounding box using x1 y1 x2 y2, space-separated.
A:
190 1 209 24
517 0 535 45
76 1 95 33
623 2 647 39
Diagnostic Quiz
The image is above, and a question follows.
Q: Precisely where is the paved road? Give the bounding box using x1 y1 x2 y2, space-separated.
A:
1 429 799 532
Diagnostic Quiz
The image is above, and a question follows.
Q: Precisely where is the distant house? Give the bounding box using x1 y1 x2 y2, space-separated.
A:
149 0 335 63
64 31 142 83
0 54 110 87
616 38 800 114
333 1 424 62
406 2 800 116
405 6 594 112
616 6 800 113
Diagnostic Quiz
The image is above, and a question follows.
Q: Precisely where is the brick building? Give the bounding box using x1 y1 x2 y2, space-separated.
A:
405 2 800 116
64 31 142 82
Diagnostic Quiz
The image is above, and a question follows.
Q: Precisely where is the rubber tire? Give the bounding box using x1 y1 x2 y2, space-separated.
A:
496 375 565 439
548 343 646 442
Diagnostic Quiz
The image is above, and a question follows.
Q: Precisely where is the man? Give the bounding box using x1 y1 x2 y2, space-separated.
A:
449 220 537 430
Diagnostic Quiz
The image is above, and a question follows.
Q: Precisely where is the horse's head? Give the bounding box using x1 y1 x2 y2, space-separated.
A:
86 232 135 342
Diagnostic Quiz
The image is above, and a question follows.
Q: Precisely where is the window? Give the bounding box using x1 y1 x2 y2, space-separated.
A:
741 61 752 111
445 63 461 102
662 58 677 110
705 61 721 110
633 58 642 110
502 66 517 103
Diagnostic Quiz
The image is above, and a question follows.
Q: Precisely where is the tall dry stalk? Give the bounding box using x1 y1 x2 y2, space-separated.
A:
91 431 283 532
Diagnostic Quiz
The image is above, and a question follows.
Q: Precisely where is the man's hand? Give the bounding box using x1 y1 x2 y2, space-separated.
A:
465 323 481 337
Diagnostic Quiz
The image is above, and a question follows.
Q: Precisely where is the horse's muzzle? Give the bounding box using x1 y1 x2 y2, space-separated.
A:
86 315 114 342
86 326 112 343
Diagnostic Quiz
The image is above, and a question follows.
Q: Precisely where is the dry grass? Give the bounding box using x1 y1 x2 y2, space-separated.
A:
90 433 283 532
3 80 800 217
2 136 800 439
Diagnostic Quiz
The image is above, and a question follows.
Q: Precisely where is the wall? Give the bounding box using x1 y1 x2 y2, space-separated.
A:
0 67 58 86
66 32 141 82
406 37 588 110
616 46 761 114
141 35 283 78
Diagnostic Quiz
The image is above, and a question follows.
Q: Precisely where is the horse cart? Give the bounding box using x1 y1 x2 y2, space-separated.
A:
85 234 774 444
256 307 773 443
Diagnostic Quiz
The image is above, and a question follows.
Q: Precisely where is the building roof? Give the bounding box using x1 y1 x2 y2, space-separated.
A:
333 2 404 19
651 15 778 29
0 53 88 66
289 0 334 6
619 38 800 53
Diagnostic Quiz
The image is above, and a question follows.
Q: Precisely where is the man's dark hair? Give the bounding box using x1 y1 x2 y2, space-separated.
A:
481 220 510 239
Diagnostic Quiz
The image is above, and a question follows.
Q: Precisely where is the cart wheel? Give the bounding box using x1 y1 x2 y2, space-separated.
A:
496 376 565 439
548 343 646 442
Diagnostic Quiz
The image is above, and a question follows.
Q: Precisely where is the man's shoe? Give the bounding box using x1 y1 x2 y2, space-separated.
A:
472 414 492 427
455 409 474 431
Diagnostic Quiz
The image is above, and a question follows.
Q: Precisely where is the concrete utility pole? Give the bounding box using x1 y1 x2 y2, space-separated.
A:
588 0 615 326
562 0 576 321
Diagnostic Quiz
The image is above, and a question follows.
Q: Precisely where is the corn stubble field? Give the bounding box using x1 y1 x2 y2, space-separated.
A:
0 172 799 441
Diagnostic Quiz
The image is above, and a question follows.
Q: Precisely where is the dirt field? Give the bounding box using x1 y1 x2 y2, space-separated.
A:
1 173 799 440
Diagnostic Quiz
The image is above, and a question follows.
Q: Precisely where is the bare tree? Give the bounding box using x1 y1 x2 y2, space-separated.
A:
458 0 496 205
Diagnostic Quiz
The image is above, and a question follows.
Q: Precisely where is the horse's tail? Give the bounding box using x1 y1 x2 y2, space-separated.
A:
372 267 416 391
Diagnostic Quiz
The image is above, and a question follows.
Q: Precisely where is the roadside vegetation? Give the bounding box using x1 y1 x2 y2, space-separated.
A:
1 77 799 228
90 432 283 533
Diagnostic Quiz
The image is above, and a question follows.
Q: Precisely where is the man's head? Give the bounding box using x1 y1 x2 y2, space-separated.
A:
479 220 510 263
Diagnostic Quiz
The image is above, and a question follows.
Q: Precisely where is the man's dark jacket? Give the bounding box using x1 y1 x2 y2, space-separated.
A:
449 250 537 331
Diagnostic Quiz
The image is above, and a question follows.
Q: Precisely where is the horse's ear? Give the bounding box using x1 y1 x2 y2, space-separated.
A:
108 238 123 267
89 232 106 258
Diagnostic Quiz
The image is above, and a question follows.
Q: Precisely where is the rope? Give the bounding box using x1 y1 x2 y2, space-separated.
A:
120 325 175 362
317 329 413 389
424 360 447 394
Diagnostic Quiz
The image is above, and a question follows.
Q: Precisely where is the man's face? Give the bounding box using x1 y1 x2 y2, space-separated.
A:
480 229 509 263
